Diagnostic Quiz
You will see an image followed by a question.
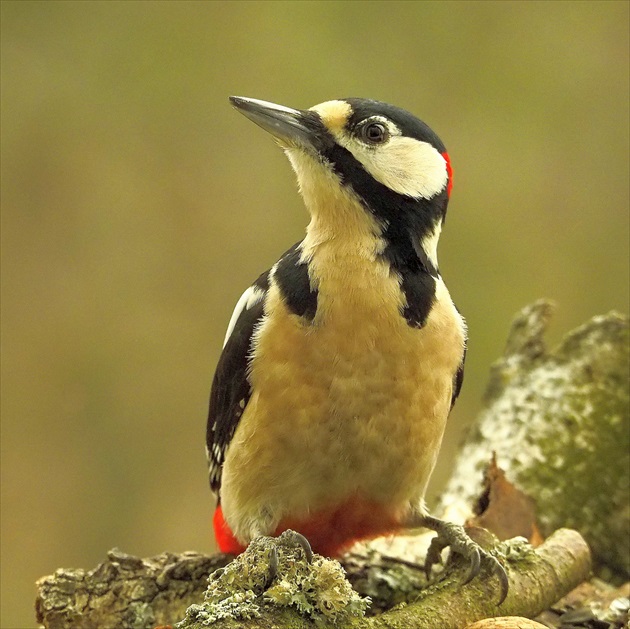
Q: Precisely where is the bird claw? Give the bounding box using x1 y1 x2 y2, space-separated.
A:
461 545 481 586
263 529 313 586
424 533 446 580
422 516 509 605
265 545 279 586
287 530 314 563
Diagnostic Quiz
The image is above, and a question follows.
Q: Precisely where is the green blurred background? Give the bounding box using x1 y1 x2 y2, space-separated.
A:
1 1 628 627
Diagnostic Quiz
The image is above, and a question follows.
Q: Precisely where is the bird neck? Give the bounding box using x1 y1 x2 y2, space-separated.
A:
291 149 443 277
302 203 442 282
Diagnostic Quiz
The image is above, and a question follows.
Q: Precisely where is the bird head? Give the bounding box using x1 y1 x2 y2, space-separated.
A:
229 96 452 270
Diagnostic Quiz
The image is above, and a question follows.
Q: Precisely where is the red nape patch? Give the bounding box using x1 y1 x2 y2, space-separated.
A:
213 505 246 555
441 151 453 198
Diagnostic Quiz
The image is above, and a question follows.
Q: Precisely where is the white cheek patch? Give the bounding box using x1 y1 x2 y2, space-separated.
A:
349 136 448 199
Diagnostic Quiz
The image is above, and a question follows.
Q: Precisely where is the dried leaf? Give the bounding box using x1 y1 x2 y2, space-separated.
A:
468 453 544 546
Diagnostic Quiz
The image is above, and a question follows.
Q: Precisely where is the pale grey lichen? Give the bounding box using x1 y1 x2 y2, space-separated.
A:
178 592 262 627
439 301 629 578
175 530 370 627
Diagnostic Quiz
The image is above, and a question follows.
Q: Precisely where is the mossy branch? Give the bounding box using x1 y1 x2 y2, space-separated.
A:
36 529 590 629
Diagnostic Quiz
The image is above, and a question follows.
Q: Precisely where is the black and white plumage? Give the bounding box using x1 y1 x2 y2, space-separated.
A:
206 98 464 511
205 97 467 535
206 268 268 494
202 97 511 604
206 232 465 496
206 241 319 494
203 96 508 602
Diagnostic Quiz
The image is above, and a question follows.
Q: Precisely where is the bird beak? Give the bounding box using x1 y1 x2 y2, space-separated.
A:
229 96 327 151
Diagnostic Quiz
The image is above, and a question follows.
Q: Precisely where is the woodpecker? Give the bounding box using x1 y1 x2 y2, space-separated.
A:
206 97 507 601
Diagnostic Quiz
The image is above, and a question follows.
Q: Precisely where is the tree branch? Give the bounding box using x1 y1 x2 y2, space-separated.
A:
35 550 231 629
36 529 590 629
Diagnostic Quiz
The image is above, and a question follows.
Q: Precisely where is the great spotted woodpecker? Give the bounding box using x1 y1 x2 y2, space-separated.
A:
206 97 508 602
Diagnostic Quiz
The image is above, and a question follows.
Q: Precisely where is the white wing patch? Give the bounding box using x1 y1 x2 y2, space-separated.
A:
223 285 265 347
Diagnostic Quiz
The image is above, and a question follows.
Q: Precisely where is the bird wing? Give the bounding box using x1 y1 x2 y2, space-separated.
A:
206 270 269 495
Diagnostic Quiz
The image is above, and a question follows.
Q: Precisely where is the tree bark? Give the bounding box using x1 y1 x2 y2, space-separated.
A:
36 529 590 629
437 301 629 579
35 550 231 629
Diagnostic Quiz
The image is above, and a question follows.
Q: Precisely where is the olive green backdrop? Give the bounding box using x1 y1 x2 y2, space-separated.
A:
2 1 628 627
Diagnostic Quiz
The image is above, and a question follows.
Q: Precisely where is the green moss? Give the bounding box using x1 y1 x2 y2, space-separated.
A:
514 315 630 575
441 307 629 580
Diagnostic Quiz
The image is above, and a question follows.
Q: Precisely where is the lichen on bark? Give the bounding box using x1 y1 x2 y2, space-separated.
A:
439 301 630 578
175 530 370 628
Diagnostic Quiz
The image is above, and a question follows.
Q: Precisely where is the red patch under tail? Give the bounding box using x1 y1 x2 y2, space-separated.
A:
213 497 402 558
213 504 246 555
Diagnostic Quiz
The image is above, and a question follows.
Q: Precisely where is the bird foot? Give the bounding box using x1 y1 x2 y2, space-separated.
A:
421 515 509 605
265 529 313 585
208 530 314 593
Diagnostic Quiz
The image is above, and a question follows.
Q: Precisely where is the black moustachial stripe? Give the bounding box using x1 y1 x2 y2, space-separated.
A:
399 271 436 328
305 99 451 329
324 142 444 328
274 242 318 321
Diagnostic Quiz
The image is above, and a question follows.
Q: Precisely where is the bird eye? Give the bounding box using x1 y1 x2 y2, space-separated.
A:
361 121 388 145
